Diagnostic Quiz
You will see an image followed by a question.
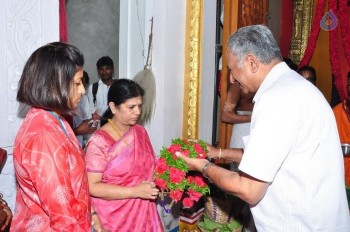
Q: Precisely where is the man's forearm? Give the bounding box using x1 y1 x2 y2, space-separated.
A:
200 161 242 197
200 161 268 205
221 110 251 124
211 148 243 162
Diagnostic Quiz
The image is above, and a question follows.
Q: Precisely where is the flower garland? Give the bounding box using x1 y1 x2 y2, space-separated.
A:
154 138 210 211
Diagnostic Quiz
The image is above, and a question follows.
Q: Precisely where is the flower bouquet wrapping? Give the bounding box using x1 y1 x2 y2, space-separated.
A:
154 138 210 212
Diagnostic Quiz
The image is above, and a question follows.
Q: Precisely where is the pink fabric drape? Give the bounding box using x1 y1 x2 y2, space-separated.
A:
85 125 164 232
59 0 68 42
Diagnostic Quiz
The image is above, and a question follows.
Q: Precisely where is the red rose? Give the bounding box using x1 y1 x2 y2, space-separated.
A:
155 178 167 190
181 150 190 157
172 153 178 160
169 167 186 183
193 144 206 158
156 157 168 174
182 197 194 208
168 144 181 153
188 189 202 202
170 189 183 202
197 152 207 159
194 143 204 153
187 176 195 184
194 175 207 187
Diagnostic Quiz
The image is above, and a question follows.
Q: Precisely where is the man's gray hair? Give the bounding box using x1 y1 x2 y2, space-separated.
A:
227 25 282 68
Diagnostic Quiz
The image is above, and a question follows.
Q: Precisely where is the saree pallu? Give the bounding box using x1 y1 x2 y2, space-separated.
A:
85 125 163 232
333 103 350 186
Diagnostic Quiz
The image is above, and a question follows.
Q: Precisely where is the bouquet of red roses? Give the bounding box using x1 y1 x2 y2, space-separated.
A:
154 138 210 210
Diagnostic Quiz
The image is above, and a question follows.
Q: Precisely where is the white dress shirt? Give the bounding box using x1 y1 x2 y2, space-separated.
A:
239 62 350 231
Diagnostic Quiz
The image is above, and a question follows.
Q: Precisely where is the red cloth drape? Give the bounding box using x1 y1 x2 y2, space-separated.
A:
279 0 294 58
298 0 350 101
329 0 343 99
59 0 68 42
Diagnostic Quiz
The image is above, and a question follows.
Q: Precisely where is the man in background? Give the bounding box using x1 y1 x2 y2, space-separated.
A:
87 56 116 119
298 65 317 85
333 71 350 186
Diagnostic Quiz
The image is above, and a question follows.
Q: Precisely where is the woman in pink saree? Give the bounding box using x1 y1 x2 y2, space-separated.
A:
85 79 164 232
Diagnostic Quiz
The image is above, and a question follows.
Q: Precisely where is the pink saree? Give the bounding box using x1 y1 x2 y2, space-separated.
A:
85 124 163 232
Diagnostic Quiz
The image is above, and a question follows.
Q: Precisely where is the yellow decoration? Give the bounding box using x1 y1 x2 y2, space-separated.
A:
182 0 203 140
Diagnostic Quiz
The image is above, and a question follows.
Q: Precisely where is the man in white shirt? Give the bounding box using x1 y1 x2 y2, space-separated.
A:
87 56 116 119
178 25 350 231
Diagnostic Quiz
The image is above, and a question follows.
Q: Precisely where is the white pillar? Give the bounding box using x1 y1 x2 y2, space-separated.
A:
0 0 59 211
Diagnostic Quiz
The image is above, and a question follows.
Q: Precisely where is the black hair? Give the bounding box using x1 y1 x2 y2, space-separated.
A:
83 71 90 86
298 65 317 82
17 42 84 114
101 79 144 125
283 57 298 71
96 56 114 68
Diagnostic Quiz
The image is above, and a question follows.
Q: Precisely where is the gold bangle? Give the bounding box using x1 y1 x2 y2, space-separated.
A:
219 148 222 159
119 188 123 199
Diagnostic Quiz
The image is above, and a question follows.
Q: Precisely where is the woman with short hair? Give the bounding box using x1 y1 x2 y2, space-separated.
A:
12 42 97 231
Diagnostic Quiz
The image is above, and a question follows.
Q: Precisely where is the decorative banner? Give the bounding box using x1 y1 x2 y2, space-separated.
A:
289 0 315 65
297 0 326 68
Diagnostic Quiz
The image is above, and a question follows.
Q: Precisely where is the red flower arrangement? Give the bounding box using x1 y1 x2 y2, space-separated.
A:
154 138 210 211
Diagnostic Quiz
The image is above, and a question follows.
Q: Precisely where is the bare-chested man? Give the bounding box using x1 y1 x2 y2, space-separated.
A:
221 80 255 149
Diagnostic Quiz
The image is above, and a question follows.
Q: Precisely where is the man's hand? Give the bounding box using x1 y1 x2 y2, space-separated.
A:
175 152 208 172
206 144 219 159
74 119 97 135
92 110 100 120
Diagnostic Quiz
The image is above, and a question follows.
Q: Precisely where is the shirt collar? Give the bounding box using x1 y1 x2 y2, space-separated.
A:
253 62 290 103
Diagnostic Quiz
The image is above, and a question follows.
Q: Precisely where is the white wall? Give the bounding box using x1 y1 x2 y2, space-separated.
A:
0 0 59 211
119 0 153 80
119 0 188 154
67 0 120 83
146 0 187 153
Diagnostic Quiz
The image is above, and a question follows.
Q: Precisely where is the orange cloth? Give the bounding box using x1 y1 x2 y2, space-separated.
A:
333 102 350 186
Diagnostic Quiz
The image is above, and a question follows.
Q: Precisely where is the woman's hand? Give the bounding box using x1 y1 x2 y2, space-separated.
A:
93 222 110 232
135 181 159 200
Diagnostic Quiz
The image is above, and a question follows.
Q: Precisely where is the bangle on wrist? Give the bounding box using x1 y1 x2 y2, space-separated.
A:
218 148 222 159
201 161 214 182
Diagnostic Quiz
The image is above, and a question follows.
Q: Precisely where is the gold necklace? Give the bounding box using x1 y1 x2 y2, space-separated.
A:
108 119 123 138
